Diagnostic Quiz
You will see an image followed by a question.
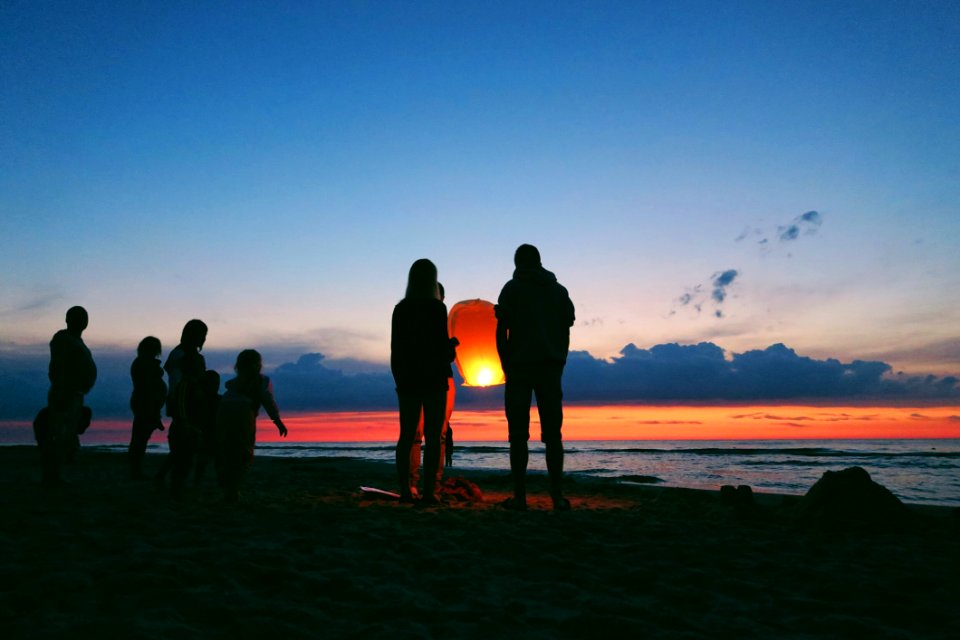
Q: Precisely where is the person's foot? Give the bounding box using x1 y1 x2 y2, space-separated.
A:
499 496 527 511
552 496 572 512
416 495 442 507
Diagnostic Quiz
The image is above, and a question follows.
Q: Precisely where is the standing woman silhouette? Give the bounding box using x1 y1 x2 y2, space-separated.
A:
391 259 457 504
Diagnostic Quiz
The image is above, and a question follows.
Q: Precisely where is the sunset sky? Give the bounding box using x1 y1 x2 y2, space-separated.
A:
2 2 959 426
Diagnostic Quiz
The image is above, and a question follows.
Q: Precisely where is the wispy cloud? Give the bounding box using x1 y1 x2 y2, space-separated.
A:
778 210 822 241
672 270 740 319
0 291 65 318
710 269 739 315
736 210 824 254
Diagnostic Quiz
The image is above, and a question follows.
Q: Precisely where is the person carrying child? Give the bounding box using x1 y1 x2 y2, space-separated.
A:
43 306 97 485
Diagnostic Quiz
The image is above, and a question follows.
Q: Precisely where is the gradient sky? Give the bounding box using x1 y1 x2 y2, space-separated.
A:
3 1 959 381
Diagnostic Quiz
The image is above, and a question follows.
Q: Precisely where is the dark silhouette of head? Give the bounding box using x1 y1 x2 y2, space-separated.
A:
180 319 208 351
203 369 221 394
405 258 439 300
235 349 263 377
137 336 162 359
514 244 541 269
65 306 89 333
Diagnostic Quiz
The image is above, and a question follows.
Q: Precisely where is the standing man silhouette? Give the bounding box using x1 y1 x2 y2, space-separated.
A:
161 319 208 499
44 306 97 484
496 244 575 511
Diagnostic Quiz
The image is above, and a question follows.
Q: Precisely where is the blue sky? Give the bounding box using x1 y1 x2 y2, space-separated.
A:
2 1 959 390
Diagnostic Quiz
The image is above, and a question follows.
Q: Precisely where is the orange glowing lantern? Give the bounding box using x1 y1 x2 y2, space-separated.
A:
448 299 505 387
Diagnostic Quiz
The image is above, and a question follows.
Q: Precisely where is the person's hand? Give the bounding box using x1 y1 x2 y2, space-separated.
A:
276 420 288 438
450 337 460 347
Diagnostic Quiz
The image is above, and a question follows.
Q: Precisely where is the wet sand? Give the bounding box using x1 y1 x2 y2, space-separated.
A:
1 445 958 639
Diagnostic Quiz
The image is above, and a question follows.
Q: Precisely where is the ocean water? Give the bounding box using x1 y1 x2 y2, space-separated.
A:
249 439 960 506
4 416 958 506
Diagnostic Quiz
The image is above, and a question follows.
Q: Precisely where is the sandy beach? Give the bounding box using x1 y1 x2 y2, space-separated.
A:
1 445 957 639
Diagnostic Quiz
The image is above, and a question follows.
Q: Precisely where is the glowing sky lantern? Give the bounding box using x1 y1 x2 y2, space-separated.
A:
448 299 506 387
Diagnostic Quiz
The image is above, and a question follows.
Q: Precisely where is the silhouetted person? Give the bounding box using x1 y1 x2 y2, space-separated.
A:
496 244 575 511
391 259 457 505
409 282 456 498
160 319 208 499
445 425 454 468
193 369 221 487
128 336 167 480
216 350 287 502
43 306 97 485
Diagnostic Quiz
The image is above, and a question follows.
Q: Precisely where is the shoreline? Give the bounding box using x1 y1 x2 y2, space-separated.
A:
2 446 958 638
3 442 959 513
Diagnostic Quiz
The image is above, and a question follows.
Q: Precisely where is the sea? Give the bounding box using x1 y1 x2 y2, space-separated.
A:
3 412 958 505
60 438 960 507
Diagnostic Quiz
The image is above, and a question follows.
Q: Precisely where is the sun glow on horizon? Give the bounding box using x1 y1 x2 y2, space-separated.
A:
5 404 956 445
237 404 960 442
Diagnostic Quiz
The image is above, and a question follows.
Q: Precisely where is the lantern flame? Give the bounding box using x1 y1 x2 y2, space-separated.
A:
448 299 506 387
476 367 494 387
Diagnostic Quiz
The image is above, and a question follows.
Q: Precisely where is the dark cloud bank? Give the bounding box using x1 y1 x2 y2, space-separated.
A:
1 342 958 420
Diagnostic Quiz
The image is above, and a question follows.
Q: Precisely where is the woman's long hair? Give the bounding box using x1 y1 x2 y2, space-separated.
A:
404 258 440 300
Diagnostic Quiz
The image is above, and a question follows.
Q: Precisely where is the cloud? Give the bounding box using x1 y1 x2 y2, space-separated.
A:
859 337 960 373
673 271 739 319
562 342 959 403
711 269 739 303
269 353 395 410
1 341 958 419
0 291 66 318
737 210 824 251
777 210 822 243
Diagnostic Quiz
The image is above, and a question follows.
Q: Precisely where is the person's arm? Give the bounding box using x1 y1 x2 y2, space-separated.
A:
495 288 511 374
495 316 510 375
390 305 402 384
429 301 453 368
260 377 287 437
439 303 459 363
563 287 576 328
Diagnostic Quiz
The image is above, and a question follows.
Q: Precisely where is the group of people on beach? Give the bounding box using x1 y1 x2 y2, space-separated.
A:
128 319 289 501
37 312 288 502
37 243 575 510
